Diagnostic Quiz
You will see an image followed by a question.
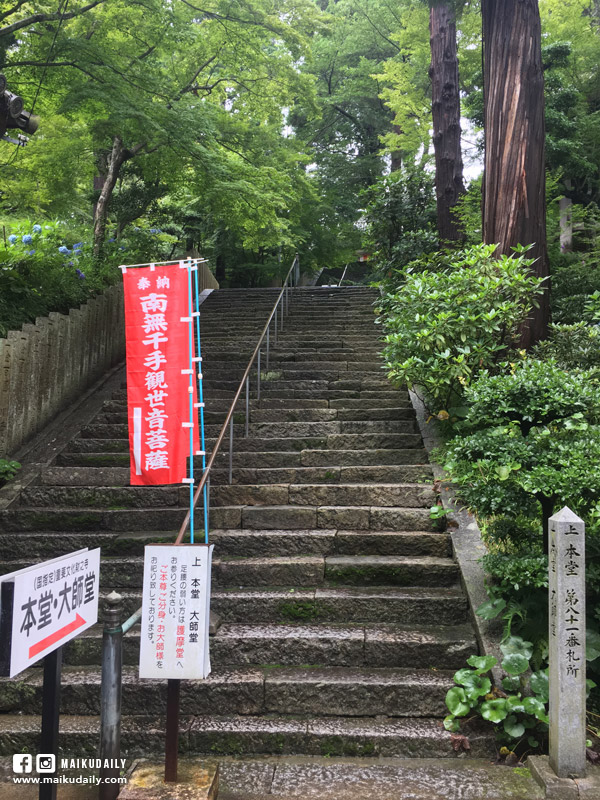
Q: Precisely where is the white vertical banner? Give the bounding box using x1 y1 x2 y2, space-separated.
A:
139 544 213 680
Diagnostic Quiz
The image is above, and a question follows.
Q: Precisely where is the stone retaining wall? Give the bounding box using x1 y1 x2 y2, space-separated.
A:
0 262 219 456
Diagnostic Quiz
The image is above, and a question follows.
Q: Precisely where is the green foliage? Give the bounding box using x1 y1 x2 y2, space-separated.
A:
0 219 178 336
453 177 483 245
482 515 542 554
533 323 600 371
443 411 600 521
377 244 544 413
550 254 600 325
462 359 600 434
0 459 21 483
444 638 554 754
362 167 437 274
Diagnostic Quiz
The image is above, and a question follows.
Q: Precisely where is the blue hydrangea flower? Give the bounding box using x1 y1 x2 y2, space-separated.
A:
32 225 42 234
149 228 158 233
27 249 35 255
76 269 86 279
73 242 83 249
22 234 32 244
58 245 70 255
8 235 17 244
73 247 82 255
68 261 74 266
119 245 126 250
108 237 115 243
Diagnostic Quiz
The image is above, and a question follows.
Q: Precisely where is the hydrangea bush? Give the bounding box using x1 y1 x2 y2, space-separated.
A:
0 220 178 336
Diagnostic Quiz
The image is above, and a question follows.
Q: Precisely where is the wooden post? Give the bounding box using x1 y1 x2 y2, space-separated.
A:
548 506 586 778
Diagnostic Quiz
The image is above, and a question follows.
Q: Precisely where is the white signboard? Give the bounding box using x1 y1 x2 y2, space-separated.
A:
0 549 100 677
139 544 213 680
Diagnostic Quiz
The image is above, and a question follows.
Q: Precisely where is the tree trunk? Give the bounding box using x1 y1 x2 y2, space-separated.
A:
390 125 403 173
93 136 127 256
482 0 550 348
92 148 109 221
429 2 465 242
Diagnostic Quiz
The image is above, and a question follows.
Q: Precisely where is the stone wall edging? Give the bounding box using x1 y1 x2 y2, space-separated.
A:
408 387 504 686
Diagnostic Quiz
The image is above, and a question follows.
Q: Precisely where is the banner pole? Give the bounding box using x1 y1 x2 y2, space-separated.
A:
165 678 180 782
186 261 195 544
193 266 209 544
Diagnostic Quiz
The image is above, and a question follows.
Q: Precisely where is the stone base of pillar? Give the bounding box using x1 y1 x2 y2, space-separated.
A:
119 759 218 800
529 756 600 799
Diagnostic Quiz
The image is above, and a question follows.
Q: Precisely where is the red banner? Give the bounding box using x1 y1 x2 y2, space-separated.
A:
123 265 200 485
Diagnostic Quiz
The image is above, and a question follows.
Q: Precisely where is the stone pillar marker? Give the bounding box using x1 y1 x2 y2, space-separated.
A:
548 506 586 779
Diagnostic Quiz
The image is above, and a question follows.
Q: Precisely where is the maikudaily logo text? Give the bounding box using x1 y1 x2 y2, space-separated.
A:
61 758 127 770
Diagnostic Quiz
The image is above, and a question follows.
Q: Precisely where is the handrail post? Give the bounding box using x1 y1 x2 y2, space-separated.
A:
280 296 284 332
257 349 261 402
228 416 234 485
206 476 211 528
245 376 249 437
266 325 270 371
99 591 123 800
274 305 278 344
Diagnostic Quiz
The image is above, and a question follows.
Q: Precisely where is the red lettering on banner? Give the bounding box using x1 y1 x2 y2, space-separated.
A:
122 266 200 485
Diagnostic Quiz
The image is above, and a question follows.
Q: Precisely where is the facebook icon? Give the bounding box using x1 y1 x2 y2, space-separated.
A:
13 754 32 773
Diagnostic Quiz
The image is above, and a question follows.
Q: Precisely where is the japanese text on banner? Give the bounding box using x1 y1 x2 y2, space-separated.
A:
122 266 199 485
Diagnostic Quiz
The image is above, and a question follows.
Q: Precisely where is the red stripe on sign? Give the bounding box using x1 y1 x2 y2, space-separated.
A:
29 614 86 658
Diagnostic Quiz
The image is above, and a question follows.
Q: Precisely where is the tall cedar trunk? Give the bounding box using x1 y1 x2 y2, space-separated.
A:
429 2 465 242
482 0 550 347
93 136 127 256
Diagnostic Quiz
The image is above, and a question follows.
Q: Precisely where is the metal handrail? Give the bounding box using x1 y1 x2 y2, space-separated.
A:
99 254 300 792
174 251 299 544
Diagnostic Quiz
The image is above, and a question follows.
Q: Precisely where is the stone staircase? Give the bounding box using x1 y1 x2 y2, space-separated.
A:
0 286 492 759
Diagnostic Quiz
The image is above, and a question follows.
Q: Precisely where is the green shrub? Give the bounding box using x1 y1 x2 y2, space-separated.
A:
482 515 542 554
551 257 600 324
463 359 600 434
0 219 179 336
377 244 544 414
532 323 600 370
479 553 548 657
443 415 600 524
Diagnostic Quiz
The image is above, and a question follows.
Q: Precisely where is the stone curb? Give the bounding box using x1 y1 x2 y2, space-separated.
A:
408 388 504 687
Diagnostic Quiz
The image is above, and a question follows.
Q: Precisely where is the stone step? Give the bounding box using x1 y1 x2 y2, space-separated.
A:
108 388 409 403
71 433 423 451
211 585 467 625
41 463 433 485
62 622 477 670
0 554 458 590
20 483 435 510
0 665 453 718
79 420 418 440
0 529 451 560
0 504 437 532
94 407 414 425
108 583 467 625
57 445 428 469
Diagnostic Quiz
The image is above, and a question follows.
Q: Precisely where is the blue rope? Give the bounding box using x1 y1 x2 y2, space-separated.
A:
193 267 209 544
186 261 195 544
